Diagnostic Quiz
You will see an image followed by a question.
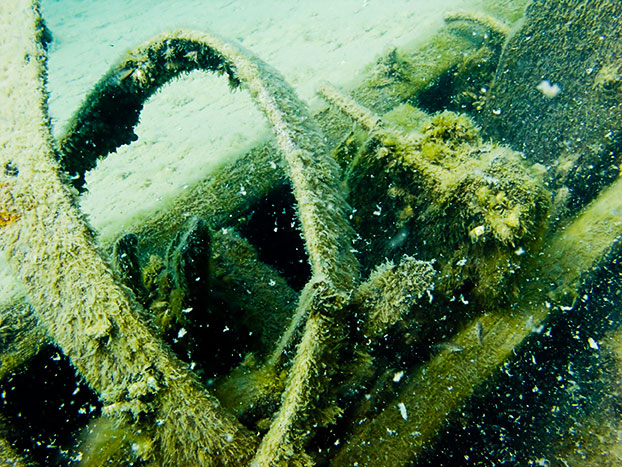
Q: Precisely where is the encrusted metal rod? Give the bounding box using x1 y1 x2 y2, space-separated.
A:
248 72 360 462
318 81 382 132
0 301 47 381
57 30 358 288
56 20 359 466
1 3 260 465
333 173 622 465
2 3 359 464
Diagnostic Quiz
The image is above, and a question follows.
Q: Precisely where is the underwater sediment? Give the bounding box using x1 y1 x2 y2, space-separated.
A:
1 0 622 465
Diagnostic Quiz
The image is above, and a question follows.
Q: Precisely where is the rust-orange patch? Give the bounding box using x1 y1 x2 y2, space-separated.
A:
0 211 21 227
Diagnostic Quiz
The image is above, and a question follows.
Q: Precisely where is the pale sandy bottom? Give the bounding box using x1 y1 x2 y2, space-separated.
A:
42 0 480 238
1 0 483 303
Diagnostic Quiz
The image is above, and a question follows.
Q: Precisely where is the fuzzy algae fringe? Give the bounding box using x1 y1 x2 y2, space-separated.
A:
0 0 357 465
332 174 622 464
0 2 257 465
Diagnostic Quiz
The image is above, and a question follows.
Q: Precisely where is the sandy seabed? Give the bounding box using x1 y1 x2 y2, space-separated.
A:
0 0 480 303
42 0 481 236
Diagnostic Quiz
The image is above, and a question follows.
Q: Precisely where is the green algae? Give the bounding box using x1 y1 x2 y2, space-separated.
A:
320 81 550 301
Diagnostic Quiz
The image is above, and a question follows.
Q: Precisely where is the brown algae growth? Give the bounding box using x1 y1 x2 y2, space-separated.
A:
1 0 622 465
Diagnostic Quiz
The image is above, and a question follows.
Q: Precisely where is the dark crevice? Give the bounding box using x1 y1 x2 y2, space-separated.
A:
0 348 100 465
239 185 311 291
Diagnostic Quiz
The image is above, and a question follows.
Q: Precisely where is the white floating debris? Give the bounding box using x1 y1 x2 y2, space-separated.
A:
398 402 408 421
456 258 467 267
393 370 404 383
469 225 485 242
536 79 561 98
534 457 550 466
588 337 599 350
177 328 187 339
432 342 464 353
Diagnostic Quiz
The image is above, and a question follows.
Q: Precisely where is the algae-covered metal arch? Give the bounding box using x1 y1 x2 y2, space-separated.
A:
57 32 273 190
57 30 361 465
57 29 358 288
1 1 358 464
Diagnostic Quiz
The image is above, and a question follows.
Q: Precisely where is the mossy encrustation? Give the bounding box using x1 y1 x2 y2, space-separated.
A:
1 2 357 464
320 82 550 302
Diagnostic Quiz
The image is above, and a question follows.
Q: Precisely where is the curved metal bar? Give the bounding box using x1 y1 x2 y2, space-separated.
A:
2 2 359 463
